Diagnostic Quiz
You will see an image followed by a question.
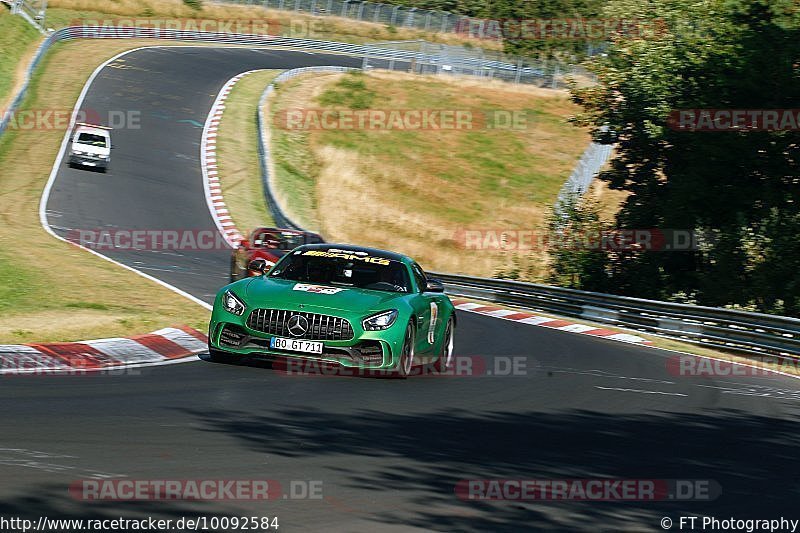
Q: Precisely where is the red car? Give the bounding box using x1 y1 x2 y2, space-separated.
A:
230 227 324 281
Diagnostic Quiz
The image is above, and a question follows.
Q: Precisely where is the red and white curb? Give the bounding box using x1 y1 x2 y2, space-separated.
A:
451 299 651 345
0 326 208 375
201 70 266 247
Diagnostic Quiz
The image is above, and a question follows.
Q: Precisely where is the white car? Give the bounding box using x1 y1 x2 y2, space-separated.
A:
68 123 112 172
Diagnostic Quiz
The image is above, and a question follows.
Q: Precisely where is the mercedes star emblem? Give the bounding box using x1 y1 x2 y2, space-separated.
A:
287 314 309 337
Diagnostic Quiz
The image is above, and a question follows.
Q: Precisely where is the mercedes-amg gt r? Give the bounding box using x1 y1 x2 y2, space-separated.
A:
208 244 456 377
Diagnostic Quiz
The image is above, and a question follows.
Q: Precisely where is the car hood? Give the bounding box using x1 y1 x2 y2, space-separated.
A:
243 277 406 313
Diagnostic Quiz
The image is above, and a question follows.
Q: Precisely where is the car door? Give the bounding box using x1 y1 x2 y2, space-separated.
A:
410 263 439 361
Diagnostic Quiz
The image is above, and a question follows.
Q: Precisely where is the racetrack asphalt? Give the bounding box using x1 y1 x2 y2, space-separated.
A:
2 46 799 531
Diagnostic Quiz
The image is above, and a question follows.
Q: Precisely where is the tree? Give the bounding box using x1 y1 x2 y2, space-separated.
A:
570 0 800 314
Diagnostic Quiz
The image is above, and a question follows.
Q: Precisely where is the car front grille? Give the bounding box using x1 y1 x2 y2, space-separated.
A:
246 309 354 341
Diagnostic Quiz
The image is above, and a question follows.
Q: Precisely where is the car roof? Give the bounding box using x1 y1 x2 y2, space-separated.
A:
252 227 303 235
75 126 110 137
298 243 413 264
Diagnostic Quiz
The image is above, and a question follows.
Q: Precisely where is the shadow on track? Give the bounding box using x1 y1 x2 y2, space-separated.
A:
175 407 800 531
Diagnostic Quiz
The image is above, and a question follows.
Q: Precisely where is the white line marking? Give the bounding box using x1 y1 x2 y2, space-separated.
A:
594 386 687 397
38 46 213 313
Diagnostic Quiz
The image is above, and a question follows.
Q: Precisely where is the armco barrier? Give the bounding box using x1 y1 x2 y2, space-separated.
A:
257 66 357 230
429 273 800 358
0 25 552 139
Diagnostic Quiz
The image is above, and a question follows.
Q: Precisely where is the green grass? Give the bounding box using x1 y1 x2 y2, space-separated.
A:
266 70 590 279
0 9 41 108
215 70 281 232
0 249 38 313
0 38 212 343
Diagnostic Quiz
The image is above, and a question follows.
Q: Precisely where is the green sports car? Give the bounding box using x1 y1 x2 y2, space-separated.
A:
207 244 456 377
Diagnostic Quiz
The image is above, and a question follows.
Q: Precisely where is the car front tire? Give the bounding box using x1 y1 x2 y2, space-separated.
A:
394 322 416 379
434 317 455 373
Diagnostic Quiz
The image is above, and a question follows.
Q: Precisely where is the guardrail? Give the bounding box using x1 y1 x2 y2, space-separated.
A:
257 66 357 229
430 273 800 357
0 25 561 138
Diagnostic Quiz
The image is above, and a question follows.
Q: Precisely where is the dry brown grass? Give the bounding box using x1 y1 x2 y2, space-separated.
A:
269 70 591 278
0 39 211 343
587 178 629 222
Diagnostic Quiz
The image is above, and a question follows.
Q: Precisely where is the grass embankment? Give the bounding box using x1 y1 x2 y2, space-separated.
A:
268 70 591 279
215 70 281 232
256 71 764 363
0 8 42 110
0 40 211 343
45 0 502 49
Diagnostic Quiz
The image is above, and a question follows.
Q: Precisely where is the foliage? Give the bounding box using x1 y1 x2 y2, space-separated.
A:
568 0 800 315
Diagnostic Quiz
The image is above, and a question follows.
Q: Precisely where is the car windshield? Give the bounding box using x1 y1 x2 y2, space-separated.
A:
77 133 108 147
270 249 411 293
253 231 304 250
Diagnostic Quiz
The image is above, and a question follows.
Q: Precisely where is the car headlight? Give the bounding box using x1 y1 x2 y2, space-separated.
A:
362 310 398 331
222 290 246 316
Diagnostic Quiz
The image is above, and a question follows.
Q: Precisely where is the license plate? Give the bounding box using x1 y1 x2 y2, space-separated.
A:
270 336 323 354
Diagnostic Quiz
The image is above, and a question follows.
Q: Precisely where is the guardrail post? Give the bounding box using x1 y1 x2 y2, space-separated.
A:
406 7 416 27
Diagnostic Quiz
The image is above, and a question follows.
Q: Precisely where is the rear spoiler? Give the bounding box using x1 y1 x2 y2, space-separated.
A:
75 122 113 130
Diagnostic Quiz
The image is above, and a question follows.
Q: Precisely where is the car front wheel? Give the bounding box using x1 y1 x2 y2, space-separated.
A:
434 317 455 373
395 323 416 378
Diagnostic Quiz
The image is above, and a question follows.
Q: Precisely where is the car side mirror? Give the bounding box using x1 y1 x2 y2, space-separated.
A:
239 239 250 248
248 259 269 274
425 279 445 293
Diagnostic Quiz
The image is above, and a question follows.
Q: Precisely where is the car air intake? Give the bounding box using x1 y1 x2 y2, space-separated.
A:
247 309 354 341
